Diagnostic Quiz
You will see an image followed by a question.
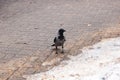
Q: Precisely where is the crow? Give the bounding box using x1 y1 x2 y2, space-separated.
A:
52 28 66 54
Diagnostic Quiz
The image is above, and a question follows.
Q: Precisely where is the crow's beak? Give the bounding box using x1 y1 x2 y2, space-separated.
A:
64 30 66 32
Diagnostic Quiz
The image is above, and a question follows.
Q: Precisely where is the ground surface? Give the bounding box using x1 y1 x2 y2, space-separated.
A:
0 0 120 80
25 37 120 80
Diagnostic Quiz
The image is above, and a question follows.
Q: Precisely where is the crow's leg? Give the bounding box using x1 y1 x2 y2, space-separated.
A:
55 46 58 54
61 45 64 53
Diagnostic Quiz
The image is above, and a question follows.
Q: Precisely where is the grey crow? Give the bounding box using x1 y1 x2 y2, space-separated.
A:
52 28 66 54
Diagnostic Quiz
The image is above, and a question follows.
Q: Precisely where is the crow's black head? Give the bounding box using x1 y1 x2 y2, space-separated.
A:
58 28 66 33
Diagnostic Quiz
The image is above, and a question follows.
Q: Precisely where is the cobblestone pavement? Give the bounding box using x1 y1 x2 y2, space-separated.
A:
0 0 120 80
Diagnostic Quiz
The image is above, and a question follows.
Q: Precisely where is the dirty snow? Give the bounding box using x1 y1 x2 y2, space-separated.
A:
25 37 120 80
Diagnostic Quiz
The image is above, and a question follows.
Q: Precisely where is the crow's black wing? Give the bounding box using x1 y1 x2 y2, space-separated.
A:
51 37 57 46
54 37 57 43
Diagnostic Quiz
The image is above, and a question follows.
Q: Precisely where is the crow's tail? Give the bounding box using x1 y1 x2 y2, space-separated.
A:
51 44 55 46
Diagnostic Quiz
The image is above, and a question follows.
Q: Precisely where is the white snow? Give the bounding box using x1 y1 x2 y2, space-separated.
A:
25 37 120 80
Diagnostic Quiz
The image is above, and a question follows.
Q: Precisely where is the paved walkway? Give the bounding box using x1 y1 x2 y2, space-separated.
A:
0 0 120 80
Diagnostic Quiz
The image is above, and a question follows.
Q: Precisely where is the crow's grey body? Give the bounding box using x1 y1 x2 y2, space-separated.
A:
52 29 66 54
53 36 65 46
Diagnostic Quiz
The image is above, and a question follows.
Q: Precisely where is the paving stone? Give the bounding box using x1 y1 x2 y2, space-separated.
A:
0 69 14 80
8 76 26 80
